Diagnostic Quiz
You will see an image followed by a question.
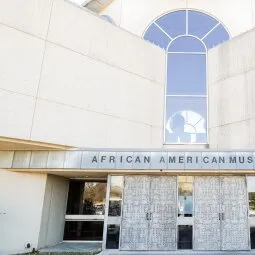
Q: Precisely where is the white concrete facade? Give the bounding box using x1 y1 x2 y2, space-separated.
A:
1 0 255 254
0 0 165 149
208 28 255 149
0 170 47 255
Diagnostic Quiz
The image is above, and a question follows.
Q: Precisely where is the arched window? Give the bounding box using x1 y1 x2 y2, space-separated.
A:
144 10 230 144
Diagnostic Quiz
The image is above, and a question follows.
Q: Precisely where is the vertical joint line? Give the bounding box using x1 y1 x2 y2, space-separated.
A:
29 0 54 139
186 9 189 35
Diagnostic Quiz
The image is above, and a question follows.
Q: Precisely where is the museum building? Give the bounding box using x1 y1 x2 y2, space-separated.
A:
2 0 255 254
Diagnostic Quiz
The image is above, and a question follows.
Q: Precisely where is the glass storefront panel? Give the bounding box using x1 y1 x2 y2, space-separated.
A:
251 227 255 249
108 176 123 217
178 176 193 217
249 192 255 217
64 221 104 241
178 225 193 249
106 224 120 249
66 180 107 215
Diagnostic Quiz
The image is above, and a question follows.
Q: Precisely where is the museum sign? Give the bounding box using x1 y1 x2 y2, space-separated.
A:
4 150 255 170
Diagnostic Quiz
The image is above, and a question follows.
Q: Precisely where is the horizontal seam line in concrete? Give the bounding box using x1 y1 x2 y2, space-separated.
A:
209 66 255 86
45 39 165 86
209 116 255 129
0 87 36 98
0 21 47 41
65 0 166 53
0 88 163 129
34 96 163 129
0 21 165 87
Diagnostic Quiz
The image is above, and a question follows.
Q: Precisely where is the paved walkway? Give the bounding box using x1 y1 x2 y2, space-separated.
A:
39 242 102 253
39 243 255 255
103 251 255 255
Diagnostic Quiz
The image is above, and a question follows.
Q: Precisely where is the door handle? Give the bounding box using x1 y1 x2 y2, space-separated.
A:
219 213 221 220
146 213 149 220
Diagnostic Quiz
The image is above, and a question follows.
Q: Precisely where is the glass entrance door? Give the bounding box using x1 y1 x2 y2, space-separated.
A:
120 176 177 251
64 180 107 241
194 176 249 251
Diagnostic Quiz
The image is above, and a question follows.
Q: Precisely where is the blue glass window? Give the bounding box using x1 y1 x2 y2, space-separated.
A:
169 36 206 53
144 23 171 49
156 10 186 39
188 11 219 38
203 24 230 49
144 10 230 144
167 53 206 95
165 97 207 143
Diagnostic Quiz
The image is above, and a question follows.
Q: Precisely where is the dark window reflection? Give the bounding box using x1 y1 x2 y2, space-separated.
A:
108 176 123 217
66 181 107 215
251 228 255 249
106 225 120 249
178 176 193 217
249 193 255 217
178 225 192 249
64 221 104 241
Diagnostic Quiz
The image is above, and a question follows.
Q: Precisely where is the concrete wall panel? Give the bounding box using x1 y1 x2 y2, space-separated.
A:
38 175 69 248
0 0 165 149
208 28 255 149
0 0 53 39
48 0 165 84
0 89 35 140
31 99 162 148
0 25 45 97
0 170 47 255
38 42 164 128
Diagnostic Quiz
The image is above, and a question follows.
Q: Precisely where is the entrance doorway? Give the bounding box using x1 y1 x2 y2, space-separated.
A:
64 180 107 241
194 176 249 250
120 176 177 251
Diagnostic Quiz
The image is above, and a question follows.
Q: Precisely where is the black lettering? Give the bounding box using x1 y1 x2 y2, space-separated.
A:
203 156 209 164
169 156 176 163
135 156 141 163
101 156 106 162
159 156 165 163
109 156 115 163
212 157 217 163
187 156 192 163
248 156 253 164
92 156 98 163
229 156 236 164
179 156 184 163
144 156 150 163
126 156 132 163
238 156 244 164
219 157 225 163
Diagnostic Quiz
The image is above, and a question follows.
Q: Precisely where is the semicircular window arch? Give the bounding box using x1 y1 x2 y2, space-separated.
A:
144 10 230 144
